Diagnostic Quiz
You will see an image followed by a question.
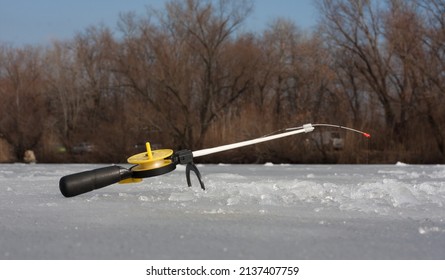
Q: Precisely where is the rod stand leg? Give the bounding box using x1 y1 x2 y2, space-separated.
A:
173 149 206 190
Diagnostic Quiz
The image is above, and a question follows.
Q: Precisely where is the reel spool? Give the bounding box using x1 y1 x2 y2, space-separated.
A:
127 142 176 178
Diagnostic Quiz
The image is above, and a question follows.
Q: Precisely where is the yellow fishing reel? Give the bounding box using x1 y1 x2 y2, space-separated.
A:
125 142 177 180
122 142 204 189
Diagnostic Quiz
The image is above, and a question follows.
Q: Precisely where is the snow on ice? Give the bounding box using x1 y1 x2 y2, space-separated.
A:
1 163 445 259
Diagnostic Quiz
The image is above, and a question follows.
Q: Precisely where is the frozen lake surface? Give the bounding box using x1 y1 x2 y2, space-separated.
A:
1 163 445 259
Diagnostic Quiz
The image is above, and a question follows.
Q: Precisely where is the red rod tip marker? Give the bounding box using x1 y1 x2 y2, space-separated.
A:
363 133 371 138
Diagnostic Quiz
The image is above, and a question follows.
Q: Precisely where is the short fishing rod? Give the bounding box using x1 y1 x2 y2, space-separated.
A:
59 123 370 197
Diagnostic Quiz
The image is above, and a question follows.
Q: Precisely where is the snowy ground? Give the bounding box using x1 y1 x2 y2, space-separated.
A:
1 163 445 259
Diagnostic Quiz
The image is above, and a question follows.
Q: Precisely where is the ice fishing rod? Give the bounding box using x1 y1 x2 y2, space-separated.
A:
59 123 370 197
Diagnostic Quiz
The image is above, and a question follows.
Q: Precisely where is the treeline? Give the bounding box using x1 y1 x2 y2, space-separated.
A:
0 0 444 164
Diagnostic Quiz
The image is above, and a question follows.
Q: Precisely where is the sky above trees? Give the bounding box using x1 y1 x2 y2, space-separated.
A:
0 0 317 46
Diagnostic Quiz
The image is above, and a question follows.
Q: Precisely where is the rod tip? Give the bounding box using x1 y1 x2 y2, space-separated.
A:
363 133 371 138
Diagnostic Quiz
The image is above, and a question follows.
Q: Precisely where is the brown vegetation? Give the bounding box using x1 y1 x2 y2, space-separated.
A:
0 0 444 163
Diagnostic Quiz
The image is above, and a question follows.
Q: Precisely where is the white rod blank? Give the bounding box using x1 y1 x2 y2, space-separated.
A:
192 123 314 158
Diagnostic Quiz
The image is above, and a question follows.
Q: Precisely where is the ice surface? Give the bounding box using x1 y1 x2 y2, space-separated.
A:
1 163 445 259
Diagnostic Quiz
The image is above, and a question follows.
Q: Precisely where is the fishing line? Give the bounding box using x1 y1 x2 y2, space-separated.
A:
287 123 371 138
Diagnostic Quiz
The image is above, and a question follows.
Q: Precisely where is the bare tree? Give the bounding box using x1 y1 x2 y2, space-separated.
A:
116 0 254 149
414 0 445 157
0 45 46 160
45 40 86 146
319 0 414 143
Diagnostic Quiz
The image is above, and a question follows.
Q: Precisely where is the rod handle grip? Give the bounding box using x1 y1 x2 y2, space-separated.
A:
59 166 131 197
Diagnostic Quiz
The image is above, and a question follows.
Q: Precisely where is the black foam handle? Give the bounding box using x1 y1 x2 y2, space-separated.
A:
59 166 132 197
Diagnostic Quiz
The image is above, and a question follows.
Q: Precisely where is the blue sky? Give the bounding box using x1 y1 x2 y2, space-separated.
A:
0 0 318 46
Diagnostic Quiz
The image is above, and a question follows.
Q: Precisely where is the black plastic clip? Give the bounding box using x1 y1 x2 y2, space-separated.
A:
173 150 206 190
